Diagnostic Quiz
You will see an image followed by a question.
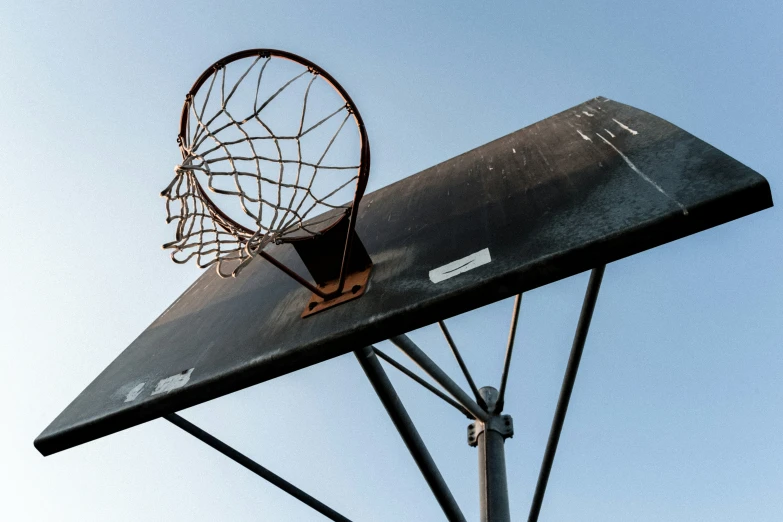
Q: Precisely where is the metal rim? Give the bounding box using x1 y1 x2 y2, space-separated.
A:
177 48 371 240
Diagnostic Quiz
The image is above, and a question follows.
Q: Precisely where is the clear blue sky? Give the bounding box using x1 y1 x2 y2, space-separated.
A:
1 1 781 520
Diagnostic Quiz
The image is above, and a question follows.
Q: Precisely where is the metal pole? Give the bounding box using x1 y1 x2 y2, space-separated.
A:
497 294 523 412
390 335 489 422
527 265 606 522
355 346 467 522
373 347 473 418
164 413 351 522
438 320 484 404
479 429 510 522
476 387 511 522
258 251 327 298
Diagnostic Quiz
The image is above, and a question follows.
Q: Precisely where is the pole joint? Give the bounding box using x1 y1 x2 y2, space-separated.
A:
468 386 514 447
468 414 514 447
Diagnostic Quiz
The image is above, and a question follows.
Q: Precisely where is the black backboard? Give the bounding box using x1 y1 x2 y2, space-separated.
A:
36 97 772 456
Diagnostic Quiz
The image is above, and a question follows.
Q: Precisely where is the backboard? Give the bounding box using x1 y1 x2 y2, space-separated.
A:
36 97 772 456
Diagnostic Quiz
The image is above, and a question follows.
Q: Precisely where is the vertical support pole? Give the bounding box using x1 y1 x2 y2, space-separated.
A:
355 346 467 522
479 427 511 522
472 386 512 522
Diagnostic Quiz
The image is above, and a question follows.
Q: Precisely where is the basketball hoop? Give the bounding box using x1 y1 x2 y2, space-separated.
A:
161 49 372 311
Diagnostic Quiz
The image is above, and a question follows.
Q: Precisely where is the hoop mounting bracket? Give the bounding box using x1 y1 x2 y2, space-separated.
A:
287 212 373 318
302 265 372 317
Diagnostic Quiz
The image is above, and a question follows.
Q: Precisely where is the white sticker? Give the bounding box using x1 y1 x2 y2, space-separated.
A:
124 382 146 403
429 248 491 284
151 368 194 396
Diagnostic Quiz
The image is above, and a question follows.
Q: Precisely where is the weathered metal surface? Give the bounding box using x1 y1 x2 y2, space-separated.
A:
36 97 772 456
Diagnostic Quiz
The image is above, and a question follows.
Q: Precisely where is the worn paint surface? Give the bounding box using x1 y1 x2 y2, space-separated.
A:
151 369 194 396
36 97 772 456
123 383 145 403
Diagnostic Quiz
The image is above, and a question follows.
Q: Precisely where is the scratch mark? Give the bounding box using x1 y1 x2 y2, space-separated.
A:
582 111 594 117
612 118 638 135
603 128 616 138
577 130 592 142
535 144 554 172
512 148 516 153
597 133 687 215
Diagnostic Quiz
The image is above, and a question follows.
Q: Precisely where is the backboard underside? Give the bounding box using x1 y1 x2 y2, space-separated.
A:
36 97 772 456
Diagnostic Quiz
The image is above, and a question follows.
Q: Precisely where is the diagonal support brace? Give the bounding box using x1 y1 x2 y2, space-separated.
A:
527 265 606 522
390 335 489 422
355 346 467 522
164 413 352 522
373 347 473 418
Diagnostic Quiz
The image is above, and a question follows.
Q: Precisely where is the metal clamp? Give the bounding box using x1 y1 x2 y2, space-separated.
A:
467 414 514 447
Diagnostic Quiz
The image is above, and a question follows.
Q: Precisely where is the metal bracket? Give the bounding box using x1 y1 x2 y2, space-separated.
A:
285 212 374 318
302 265 372 317
467 415 514 447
